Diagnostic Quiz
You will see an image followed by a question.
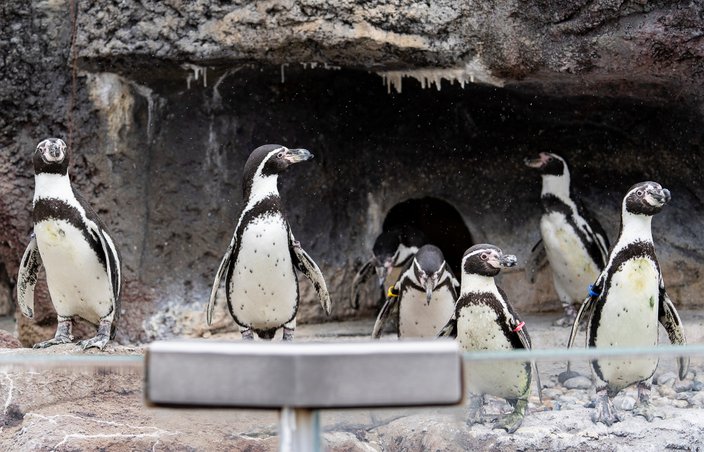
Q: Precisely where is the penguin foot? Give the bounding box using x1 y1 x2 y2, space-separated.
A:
592 393 620 426
493 411 525 434
633 401 659 422
282 327 294 341
33 334 74 349
77 334 110 351
241 329 254 340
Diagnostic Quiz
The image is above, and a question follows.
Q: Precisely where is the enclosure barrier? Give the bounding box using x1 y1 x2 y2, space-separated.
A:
144 340 465 452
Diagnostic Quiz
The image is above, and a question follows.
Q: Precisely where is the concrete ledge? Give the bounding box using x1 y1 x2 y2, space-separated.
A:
145 340 463 409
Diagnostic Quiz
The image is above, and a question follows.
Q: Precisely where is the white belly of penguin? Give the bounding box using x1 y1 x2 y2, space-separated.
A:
457 304 530 399
541 213 601 301
229 214 298 330
592 258 660 390
398 287 455 338
35 219 113 324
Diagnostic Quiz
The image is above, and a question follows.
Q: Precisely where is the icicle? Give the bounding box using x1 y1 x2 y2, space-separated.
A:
181 63 208 89
376 60 503 94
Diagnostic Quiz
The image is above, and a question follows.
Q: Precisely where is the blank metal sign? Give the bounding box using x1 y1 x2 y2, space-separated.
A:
145 340 463 409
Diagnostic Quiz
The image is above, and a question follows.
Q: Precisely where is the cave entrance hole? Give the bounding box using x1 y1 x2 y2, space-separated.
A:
382 197 473 277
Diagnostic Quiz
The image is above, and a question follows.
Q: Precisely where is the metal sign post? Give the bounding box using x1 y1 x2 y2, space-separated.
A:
145 340 463 451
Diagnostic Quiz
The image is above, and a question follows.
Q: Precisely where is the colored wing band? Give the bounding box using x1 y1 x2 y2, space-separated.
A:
588 284 600 297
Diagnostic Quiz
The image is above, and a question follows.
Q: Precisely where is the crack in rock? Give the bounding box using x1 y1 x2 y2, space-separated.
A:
25 413 179 450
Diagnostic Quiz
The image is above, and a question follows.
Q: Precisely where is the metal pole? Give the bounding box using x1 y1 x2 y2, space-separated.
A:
279 407 320 452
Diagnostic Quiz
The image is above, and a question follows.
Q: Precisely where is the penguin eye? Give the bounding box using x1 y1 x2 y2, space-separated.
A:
546 156 553 161
636 190 644 197
480 253 488 261
277 152 285 158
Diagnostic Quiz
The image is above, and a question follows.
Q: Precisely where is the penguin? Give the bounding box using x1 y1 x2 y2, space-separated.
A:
525 152 610 326
207 145 331 341
567 181 689 425
439 244 542 433
371 244 458 339
349 225 426 309
16 138 122 350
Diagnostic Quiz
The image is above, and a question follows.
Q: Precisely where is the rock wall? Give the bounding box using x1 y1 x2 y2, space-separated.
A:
1 1 703 344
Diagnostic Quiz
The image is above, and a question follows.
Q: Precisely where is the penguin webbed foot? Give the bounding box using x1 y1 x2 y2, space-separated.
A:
632 401 658 422
77 334 110 351
33 318 74 349
33 334 74 349
493 399 527 434
282 327 294 341
592 390 621 426
633 383 659 422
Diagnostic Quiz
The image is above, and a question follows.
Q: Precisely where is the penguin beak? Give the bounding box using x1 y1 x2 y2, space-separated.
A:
284 148 313 164
375 262 391 288
524 152 549 169
424 280 434 304
499 254 518 268
650 187 671 206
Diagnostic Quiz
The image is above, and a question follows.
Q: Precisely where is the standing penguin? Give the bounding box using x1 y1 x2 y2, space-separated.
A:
567 181 688 425
525 152 610 326
371 244 458 339
17 138 122 350
439 244 541 433
349 225 426 309
207 145 331 341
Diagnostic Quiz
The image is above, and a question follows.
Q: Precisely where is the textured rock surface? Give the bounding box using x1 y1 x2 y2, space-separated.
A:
1 1 703 344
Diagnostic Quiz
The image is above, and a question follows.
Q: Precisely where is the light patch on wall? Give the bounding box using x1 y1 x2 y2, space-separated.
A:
84 72 135 154
366 192 383 248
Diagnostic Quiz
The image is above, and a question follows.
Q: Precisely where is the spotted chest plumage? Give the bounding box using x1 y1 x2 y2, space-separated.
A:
32 193 119 326
589 242 662 391
397 283 455 338
540 198 604 302
455 293 531 400
226 208 298 331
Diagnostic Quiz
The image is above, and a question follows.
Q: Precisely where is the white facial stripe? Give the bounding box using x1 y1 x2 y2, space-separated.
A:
245 147 287 206
33 173 80 209
463 248 499 265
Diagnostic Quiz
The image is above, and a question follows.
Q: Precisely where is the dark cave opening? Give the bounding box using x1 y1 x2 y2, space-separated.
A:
382 197 473 277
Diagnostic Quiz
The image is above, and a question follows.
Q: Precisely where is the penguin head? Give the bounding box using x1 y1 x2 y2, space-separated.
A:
412 244 445 304
524 152 568 176
242 144 313 197
372 226 427 286
34 138 69 175
462 244 517 277
624 181 671 216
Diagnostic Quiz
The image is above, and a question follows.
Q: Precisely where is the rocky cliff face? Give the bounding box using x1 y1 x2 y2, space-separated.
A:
1 1 703 344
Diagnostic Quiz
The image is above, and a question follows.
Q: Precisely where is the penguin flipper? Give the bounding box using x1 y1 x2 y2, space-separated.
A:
350 259 375 309
88 222 122 316
659 288 689 379
207 234 237 325
437 316 457 339
290 236 331 315
567 285 600 350
17 234 41 319
371 295 397 339
525 240 547 284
